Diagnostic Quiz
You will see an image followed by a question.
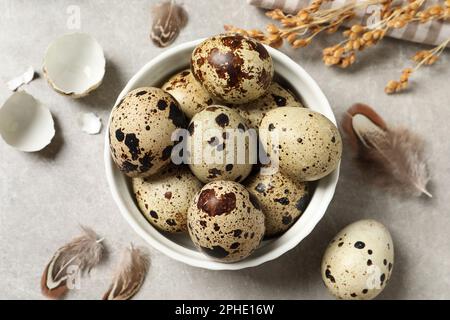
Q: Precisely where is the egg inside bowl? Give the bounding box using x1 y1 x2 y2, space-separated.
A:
104 39 340 270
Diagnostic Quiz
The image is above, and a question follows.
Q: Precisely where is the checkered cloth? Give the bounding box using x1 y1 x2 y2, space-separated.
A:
248 0 450 46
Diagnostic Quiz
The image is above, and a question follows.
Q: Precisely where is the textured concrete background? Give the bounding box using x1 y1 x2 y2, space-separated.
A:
0 0 449 300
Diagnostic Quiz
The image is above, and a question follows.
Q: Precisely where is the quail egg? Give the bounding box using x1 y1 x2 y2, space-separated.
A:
259 107 342 181
187 105 255 183
191 34 274 104
133 165 203 233
232 82 304 129
322 219 394 300
109 87 186 177
162 69 215 119
245 169 309 237
187 180 265 262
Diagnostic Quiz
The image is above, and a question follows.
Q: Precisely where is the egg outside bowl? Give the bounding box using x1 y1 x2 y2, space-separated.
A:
104 40 340 270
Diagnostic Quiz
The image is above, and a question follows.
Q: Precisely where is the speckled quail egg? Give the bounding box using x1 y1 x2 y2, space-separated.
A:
162 69 215 119
245 169 309 237
187 105 255 183
187 180 265 262
232 82 304 130
259 107 342 181
191 34 274 104
132 165 202 233
321 219 394 300
109 87 186 177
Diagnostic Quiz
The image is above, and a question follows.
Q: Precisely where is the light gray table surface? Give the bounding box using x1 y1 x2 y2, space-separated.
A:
1 0 449 300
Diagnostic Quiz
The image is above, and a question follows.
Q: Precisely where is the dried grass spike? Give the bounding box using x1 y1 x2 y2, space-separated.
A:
102 245 150 300
41 226 104 299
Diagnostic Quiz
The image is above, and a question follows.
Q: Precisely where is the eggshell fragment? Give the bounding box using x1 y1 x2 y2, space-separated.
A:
0 91 55 152
43 33 105 98
77 112 102 135
7 66 35 91
321 219 394 300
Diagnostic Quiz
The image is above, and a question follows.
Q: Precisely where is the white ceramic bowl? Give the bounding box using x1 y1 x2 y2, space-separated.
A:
104 39 339 270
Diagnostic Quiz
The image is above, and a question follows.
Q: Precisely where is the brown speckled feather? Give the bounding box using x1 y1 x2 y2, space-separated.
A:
102 245 150 300
150 0 188 47
41 226 104 299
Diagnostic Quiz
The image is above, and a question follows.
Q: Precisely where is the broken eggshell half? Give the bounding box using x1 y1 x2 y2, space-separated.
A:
0 91 55 152
43 33 105 98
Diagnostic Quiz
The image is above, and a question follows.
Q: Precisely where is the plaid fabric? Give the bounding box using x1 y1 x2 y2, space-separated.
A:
248 0 450 46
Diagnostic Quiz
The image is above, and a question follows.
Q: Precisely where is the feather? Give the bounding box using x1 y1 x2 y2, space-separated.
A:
150 0 188 48
343 103 432 198
102 245 150 300
41 226 105 299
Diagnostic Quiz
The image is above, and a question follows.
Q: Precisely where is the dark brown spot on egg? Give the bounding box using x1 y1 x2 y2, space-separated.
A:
282 215 292 225
247 39 270 60
135 90 147 97
169 102 186 127
325 269 336 283
115 129 125 142
233 229 242 237
207 168 222 179
149 210 158 219
230 242 240 249
157 99 168 110
268 124 275 131
200 245 229 259
354 241 366 249
272 94 287 107
161 145 173 161
237 123 246 132
225 164 234 171
248 192 261 210
139 153 154 172
197 189 236 216
166 219 177 226
121 161 138 173
208 136 219 146
124 134 141 160
295 194 309 212
274 197 290 205
207 48 253 89
164 191 172 200
215 113 229 127
221 34 244 50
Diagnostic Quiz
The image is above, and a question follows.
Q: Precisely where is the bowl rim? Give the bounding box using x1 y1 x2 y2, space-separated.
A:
104 39 340 270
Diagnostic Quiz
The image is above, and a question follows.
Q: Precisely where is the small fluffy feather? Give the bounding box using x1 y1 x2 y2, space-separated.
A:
150 0 188 47
102 245 150 300
343 104 432 198
363 127 432 197
41 226 104 299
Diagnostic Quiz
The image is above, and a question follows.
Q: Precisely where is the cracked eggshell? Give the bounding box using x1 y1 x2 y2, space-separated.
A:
187 105 253 183
191 34 274 104
232 82 304 130
77 112 102 135
245 170 309 238
321 219 394 300
260 107 342 181
162 69 215 119
187 180 265 262
0 91 55 152
43 33 105 98
109 87 187 178
133 165 203 233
